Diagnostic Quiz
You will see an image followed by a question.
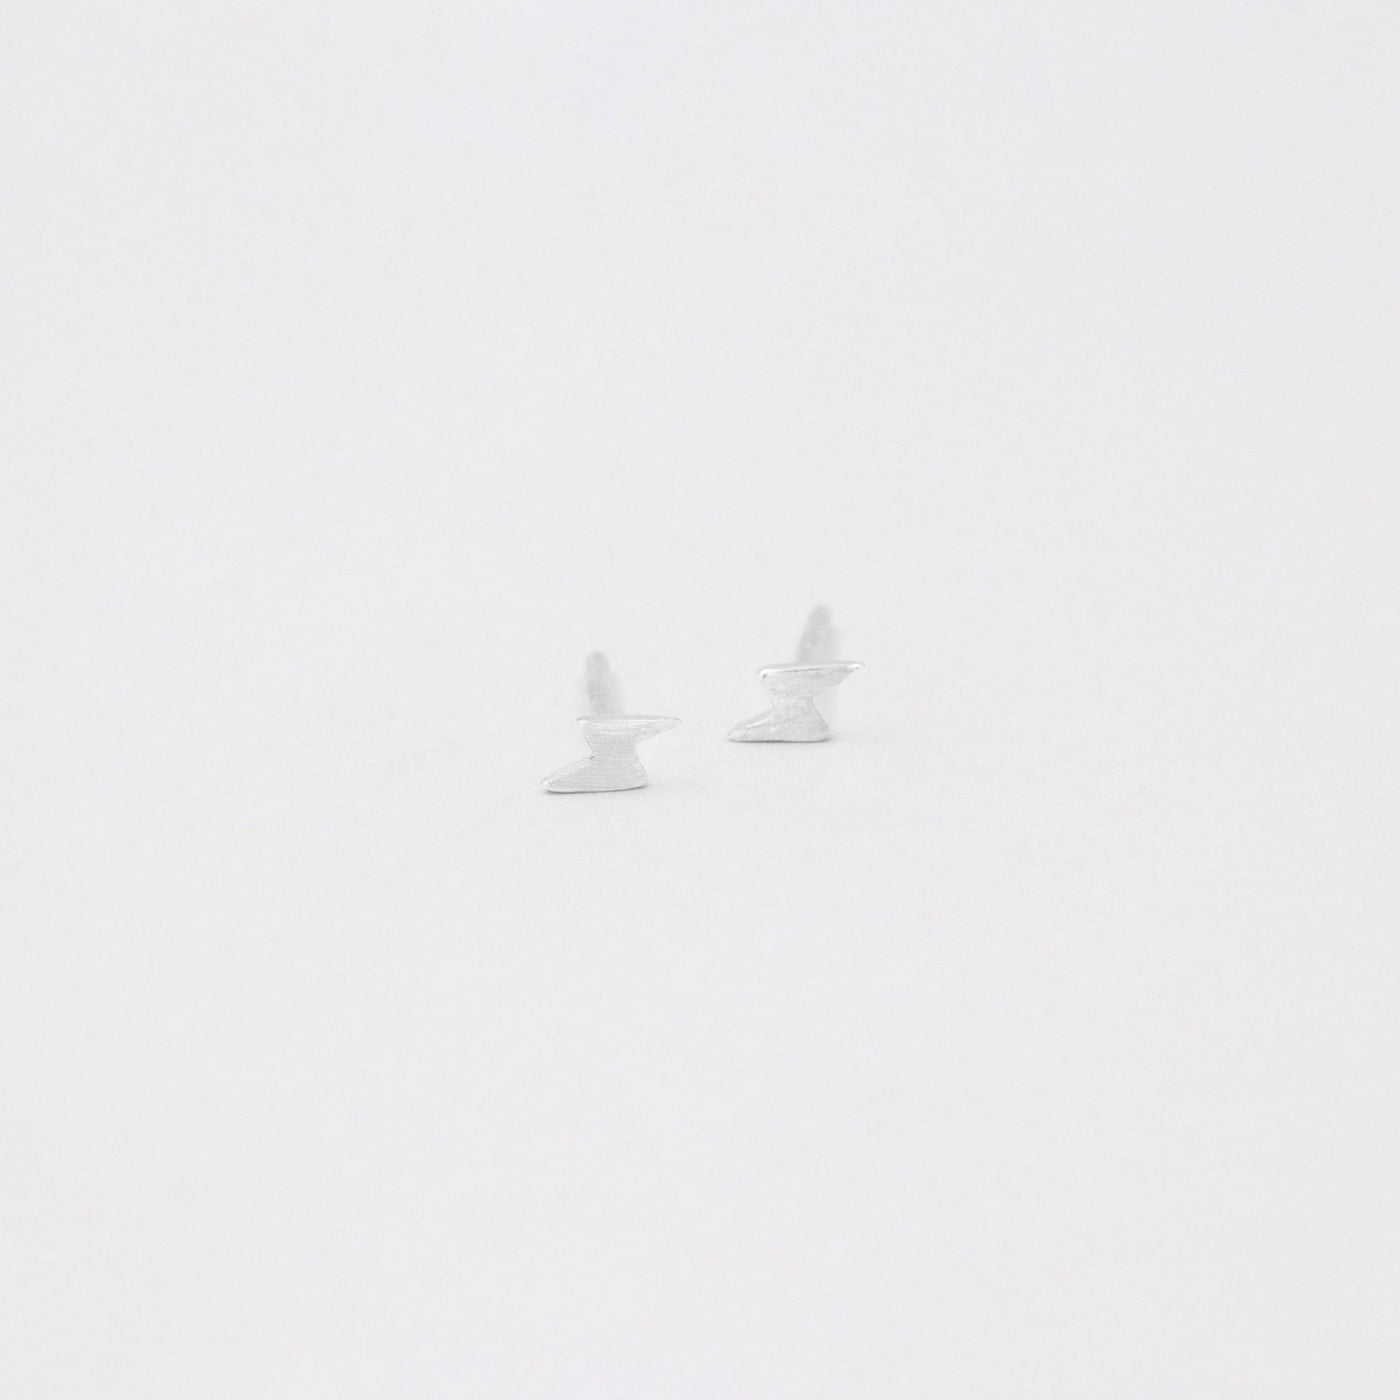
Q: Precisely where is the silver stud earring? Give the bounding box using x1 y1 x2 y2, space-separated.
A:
542 652 680 793
728 606 863 742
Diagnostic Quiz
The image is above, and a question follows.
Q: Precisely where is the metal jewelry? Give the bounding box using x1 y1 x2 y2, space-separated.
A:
542 652 680 792
728 607 863 743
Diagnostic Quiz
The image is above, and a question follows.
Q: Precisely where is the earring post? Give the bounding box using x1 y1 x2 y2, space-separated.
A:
795 605 835 663
585 651 622 716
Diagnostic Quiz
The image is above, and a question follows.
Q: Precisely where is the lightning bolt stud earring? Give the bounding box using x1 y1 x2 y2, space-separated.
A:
542 652 680 793
728 607 864 743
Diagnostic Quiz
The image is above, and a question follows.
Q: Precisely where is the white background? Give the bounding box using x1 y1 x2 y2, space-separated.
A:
2 2 1397 1395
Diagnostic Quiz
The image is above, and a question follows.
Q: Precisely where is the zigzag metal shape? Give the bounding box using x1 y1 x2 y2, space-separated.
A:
728 661 864 742
542 714 680 792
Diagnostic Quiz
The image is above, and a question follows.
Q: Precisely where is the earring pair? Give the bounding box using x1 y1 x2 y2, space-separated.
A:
541 607 864 793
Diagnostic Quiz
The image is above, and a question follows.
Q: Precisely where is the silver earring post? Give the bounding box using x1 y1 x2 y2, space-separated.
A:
542 652 680 793
728 606 864 742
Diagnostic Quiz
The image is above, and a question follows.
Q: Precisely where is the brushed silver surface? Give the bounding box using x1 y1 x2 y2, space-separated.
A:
729 608 864 742
728 661 864 741
543 652 679 792
542 714 681 792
